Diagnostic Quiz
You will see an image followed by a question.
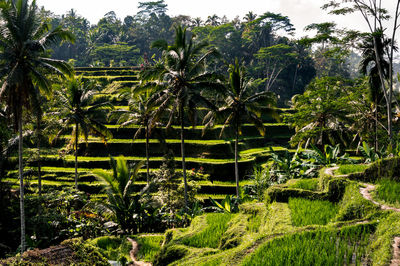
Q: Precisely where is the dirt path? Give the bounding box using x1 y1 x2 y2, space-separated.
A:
324 167 339 176
391 237 400 266
324 167 400 264
359 183 400 266
359 183 400 212
127 238 151 266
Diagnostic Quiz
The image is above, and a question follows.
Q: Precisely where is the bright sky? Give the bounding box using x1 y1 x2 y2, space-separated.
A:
35 0 395 37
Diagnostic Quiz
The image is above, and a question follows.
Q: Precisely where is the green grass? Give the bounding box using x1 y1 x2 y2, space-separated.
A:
90 236 131 262
40 154 254 164
369 212 400 266
90 234 163 263
65 136 231 145
288 198 338 226
336 183 377 221
135 235 164 262
337 164 370 175
106 122 286 130
181 213 233 248
242 223 375 266
287 178 319 191
375 179 400 206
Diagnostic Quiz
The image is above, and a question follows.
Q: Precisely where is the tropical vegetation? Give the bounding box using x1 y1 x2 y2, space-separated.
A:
1 0 400 265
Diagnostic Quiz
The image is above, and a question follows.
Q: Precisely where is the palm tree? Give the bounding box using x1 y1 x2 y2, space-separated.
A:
93 157 144 233
191 17 203 28
204 59 277 198
112 87 157 185
139 25 222 207
0 0 74 252
54 77 112 189
359 32 390 150
243 11 257 23
206 14 221 26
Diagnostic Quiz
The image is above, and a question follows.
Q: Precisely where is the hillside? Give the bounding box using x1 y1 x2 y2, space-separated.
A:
4 67 292 203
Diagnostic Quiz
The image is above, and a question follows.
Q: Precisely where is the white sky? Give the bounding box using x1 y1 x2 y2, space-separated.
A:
35 0 396 37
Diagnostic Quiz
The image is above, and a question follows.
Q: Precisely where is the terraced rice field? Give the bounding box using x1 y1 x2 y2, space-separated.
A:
5 67 294 202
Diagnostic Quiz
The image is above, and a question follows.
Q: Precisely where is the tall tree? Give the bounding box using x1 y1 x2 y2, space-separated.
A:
323 0 400 143
359 32 390 150
204 59 277 198
112 87 158 185
0 0 74 253
139 25 222 207
54 77 112 189
243 11 257 23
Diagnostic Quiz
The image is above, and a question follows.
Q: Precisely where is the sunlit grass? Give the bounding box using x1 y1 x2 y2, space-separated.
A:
181 213 233 248
288 198 338 226
376 179 400 206
287 178 319 191
337 164 370 175
242 223 375 266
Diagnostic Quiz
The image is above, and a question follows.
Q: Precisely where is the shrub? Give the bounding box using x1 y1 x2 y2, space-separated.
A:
62 238 109 265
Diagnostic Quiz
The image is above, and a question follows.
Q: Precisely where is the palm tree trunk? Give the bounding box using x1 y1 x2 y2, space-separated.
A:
37 116 42 196
180 104 188 208
374 99 378 151
146 123 150 186
18 116 25 253
74 122 79 190
235 117 239 198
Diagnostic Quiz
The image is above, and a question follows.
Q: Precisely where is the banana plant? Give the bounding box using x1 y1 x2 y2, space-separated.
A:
209 195 239 213
359 141 381 163
306 144 354 166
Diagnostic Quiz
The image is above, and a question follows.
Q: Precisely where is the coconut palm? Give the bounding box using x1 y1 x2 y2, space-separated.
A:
138 25 222 207
112 87 158 185
359 31 391 150
204 59 277 198
0 0 74 252
54 77 112 189
243 11 257 23
93 156 144 233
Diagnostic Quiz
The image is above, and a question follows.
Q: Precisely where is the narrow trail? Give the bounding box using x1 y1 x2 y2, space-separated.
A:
324 167 400 265
359 183 400 212
127 238 152 266
391 237 400 266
